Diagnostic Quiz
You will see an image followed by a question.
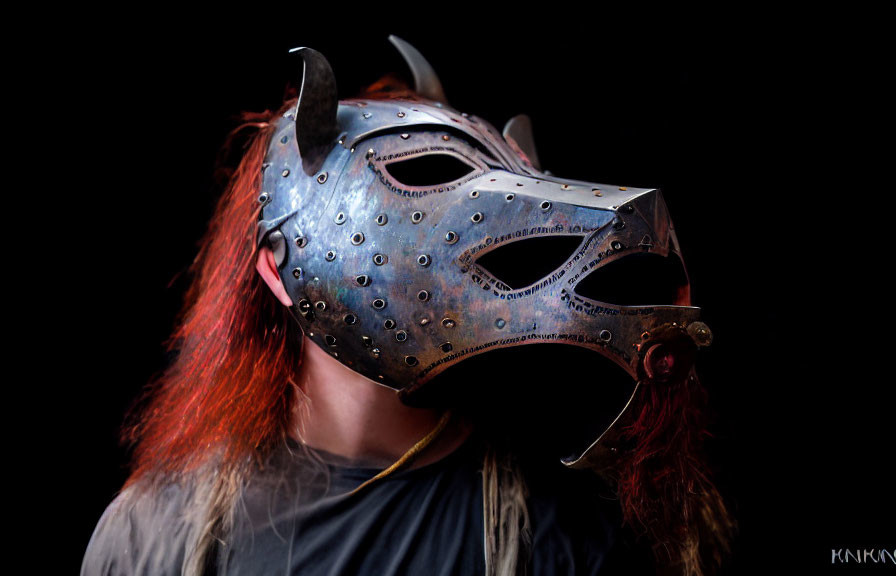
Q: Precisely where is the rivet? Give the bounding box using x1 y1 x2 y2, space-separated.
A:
317 172 328 184
315 301 327 311
495 318 506 329
292 267 303 279
599 330 612 342
562 184 569 189
471 212 483 223
417 254 431 267
439 342 453 353
621 204 635 214
298 299 311 312
469 190 480 199
280 135 288 144
258 192 270 204
366 148 376 159
611 240 624 251
444 230 458 244
361 335 372 347
400 133 410 140
376 213 388 226
417 290 430 302
281 169 290 177
516 182 523 187
619 186 628 191
355 275 370 287
351 232 365 245
405 355 419 366
411 211 424 224
373 253 387 266
324 334 337 347
505 193 515 202
540 201 552 211
325 250 336 261
613 218 625 230
344 314 357 325
461 112 469 118
383 319 396 330
441 318 456 328
335 212 346 225
592 188 602 196
420 318 430 326
371 348 381 358
363 112 372 119
397 111 406 118
372 298 387 310
294 235 307 248
396 330 408 342
441 135 450 141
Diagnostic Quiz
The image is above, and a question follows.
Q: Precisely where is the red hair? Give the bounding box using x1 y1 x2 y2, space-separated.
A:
122 92 302 487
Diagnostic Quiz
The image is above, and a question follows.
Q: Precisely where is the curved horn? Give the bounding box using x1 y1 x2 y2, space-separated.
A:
388 35 448 104
503 114 542 171
288 47 338 176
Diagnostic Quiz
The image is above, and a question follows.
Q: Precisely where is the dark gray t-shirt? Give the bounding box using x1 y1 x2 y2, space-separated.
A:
82 433 646 575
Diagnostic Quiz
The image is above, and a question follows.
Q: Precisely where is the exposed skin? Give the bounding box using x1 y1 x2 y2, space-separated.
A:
256 245 473 470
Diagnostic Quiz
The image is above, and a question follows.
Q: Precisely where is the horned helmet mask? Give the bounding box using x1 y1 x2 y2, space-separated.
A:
256 36 713 467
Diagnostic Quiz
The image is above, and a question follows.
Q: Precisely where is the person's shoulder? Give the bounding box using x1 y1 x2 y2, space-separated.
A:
523 462 655 575
81 478 194 576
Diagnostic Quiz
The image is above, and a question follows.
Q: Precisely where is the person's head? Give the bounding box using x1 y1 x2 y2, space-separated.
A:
121 37 734 576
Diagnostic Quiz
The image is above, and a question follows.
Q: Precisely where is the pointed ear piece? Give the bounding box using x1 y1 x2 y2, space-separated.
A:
503 114 542 171
289 46 339 176
388 35 448 105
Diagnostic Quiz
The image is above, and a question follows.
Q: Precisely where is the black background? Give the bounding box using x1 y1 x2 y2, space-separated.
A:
42 9 891 575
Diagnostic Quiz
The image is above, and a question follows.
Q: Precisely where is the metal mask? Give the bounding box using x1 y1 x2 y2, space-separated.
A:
257 36 712 467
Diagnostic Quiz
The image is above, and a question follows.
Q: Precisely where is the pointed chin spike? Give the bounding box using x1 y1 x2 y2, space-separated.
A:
289 47 339 176
388 35 449 105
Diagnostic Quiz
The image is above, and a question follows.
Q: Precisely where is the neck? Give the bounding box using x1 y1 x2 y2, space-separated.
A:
293 335 472 469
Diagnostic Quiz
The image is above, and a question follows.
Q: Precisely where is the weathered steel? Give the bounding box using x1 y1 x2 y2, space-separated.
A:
257 39 710 466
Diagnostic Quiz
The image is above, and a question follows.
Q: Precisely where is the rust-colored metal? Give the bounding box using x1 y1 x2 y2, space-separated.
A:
257 38 712 466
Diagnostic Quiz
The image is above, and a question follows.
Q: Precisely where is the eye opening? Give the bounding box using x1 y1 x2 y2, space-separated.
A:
573 252 690 306
382 152 479 188
474 235 585 291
